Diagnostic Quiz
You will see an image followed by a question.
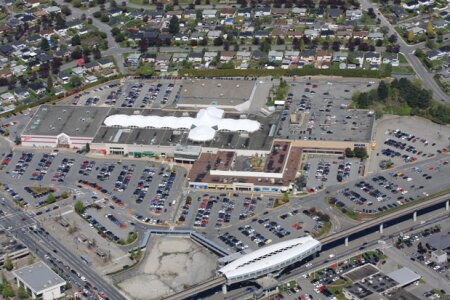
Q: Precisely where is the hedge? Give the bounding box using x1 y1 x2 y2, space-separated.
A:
178 67 391 78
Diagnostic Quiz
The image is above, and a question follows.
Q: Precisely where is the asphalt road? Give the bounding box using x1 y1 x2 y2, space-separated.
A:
360 0 450 103
0 197 126 300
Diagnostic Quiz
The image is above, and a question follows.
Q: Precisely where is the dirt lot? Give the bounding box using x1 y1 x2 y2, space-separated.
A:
118 236 218 300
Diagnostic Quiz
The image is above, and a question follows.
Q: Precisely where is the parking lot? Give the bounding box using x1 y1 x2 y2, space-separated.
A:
0 150 186 223
332 157 450 214
370 116 450 172
277 79 377 143
64 79 179 109
303 156 362 190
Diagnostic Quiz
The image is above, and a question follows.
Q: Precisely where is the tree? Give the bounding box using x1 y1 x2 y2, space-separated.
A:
61 191 69 199
93 48 102 60
40 38 50 51
345 148 354 158
388 34 397 43
354 147 368 159
71 34 81 46
47 194 56 204
111 27 121 36
139 38 149 53
138 63 154 77
74 201 84 214
407 31 414 42
168 15 180 35
426 22 434 36
2 283 14 298
4 255 13 271
70 76 83 87
61 5 71 15
377 80 388 100
17 287 28 299
47 76 53 94
85 143 90 153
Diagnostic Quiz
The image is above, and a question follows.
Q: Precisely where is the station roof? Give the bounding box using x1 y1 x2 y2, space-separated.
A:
219 236 320 280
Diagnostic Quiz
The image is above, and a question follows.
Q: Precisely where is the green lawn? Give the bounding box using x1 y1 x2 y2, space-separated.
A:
392 66 414 75
398 53 408 63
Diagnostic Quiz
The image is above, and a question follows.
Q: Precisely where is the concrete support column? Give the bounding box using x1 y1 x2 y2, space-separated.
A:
446 200 449 211
413 211 417 222
222 284 227 295
379 223 384 234
345 237 349 247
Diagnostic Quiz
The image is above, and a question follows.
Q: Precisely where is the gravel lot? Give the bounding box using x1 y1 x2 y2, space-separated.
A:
118 236 218 300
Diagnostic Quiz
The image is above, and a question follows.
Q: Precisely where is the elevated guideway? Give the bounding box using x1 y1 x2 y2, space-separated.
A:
163 192 450 300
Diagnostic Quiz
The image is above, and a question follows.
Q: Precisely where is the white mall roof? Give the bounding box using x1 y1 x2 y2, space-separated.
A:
103 107 261 142
219 236 321 280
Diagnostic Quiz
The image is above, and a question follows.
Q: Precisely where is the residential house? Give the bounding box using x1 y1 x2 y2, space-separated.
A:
426 49 444 60
251 50 264 60
97 58 114 69
336 29 353 39
353 30 369 39
292 8 307 16
333 51 348 62
203 51 218 62
272 8 289 18
166 10 183 19
236 7 252 18
174 33 189 42
255 7 271 17
391 6 407 19
328 8 343 19
432 19 447 29
190 33 205 41
382 53 399 66
72 67 84 77
320 29 335 38
84 61 100 72
219 8 235 18
188 52 203 63
368 32 384 40
346 9 362 20
207 30 222 39
220 51 235 61
183 9 197 19
255 30 270 39
0 92 15 103
365 52 381 64
236 51 251 61
66 20 83 30
109 7 122 17
156 53 172 64
403 0 420 10
28 82 46 95
202 9 217 19
299 50 316 65
11 65 26 76
284 51 299 60
141 53 156 63
172 53 188 62
412 27 426 35
304 29 320 39
13 87 30 100
268 50 283 62
353 52 365 66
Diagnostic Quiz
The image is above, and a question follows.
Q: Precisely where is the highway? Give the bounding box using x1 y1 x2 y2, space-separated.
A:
0 197 126 300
